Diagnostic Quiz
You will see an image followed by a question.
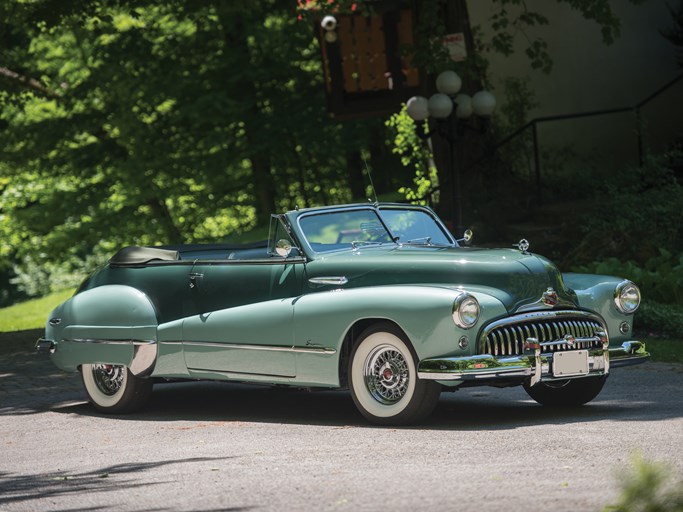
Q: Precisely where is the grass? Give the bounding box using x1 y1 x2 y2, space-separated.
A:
0 289 75 332
1 290 682 363
644 338 683 364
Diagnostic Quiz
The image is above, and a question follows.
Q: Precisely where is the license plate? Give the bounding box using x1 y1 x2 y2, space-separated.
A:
553 350 589 377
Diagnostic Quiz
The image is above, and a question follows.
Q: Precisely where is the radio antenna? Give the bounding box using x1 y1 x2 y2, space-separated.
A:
362 156 379 205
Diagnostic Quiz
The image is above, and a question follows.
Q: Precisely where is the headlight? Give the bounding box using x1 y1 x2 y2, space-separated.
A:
614 281 641 314
453 293 480 329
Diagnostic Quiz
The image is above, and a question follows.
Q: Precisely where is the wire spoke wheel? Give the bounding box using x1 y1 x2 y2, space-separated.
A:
91 364 125 396
364 345 410 405
349 323 440 425
81 363 153 414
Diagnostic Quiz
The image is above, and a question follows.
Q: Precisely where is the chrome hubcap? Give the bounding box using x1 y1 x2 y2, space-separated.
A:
92 364 124 396
364 344 410 405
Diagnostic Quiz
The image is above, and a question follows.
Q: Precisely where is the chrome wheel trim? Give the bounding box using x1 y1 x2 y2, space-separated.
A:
363 344 410 405
92 364 125 396
350 330 417 418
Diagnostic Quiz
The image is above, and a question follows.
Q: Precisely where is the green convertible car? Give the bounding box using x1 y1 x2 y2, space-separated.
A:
37 203 648 424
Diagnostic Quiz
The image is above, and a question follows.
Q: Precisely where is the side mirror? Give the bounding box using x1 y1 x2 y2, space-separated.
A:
458 229 473 246
275 239 292 258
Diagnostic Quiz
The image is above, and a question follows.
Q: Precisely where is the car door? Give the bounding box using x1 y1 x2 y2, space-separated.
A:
181 257 304 378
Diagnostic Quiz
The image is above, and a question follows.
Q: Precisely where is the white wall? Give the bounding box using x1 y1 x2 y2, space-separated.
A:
469 0 682 167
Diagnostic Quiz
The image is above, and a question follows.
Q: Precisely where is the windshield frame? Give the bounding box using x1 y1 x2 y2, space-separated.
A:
377 205 456 247
291 204 456 257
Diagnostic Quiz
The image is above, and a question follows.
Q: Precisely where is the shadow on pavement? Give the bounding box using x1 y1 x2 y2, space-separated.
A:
46 366 683 431
3 345 681 430
0 457 252 512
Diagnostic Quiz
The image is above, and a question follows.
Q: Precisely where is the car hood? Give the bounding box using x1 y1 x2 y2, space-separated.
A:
305 245 577 313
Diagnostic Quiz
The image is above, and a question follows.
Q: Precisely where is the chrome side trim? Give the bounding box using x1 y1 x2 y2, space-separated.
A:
67 338 156 345
308 276 348 286
61 338 157 376
181 340 337 356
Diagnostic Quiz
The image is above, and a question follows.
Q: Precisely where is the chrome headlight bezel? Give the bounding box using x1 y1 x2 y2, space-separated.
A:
453 293 480 329
614 280 641 314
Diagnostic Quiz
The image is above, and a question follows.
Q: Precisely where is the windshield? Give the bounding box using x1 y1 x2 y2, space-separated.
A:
298 207 454 253
299 209 394 253
380 208 453 246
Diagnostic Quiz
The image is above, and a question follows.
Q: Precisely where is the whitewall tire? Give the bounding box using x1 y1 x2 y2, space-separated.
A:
348 323 440 425
81 363 153 413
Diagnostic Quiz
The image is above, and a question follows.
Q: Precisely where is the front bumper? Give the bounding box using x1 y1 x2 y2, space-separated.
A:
417 340 649 384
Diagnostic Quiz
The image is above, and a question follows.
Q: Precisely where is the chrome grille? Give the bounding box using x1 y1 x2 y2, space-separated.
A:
480 312 606 356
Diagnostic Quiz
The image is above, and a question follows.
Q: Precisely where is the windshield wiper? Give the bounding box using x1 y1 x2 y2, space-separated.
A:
351 240 386 249
401 237 432 246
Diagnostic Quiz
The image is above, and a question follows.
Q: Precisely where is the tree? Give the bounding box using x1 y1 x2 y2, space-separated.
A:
0 0 652 302
0 0 407 300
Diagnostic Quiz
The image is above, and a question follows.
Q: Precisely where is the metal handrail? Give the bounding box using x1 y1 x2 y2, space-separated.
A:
418 72 683 206
491 72 683 192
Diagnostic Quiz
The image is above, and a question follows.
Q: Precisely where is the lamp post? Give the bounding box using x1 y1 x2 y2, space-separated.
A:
406 70 495 234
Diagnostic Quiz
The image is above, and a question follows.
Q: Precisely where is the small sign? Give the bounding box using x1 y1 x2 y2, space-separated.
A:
443 32 467 62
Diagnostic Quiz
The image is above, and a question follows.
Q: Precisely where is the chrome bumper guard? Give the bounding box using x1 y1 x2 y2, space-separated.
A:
417 339 649 385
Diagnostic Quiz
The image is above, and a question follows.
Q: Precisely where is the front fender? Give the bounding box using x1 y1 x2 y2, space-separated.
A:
292 284 507 386
44 285 159 374
562 273 637 346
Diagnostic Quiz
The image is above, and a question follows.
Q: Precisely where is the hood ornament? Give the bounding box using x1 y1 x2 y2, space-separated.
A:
514 239 530 254
542 287 559 307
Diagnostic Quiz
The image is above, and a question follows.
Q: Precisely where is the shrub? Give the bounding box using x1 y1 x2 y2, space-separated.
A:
568 151 683 266
604 452 683 512
635 301 683 338
574 250 683 306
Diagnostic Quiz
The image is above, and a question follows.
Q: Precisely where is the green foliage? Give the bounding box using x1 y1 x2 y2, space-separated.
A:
645 337 683 364
661 0 683 68
604 452 683 512
482 0 647 73
11 253 104 298
386 106 439 205
568 152 683 265
574 248 683 336
636 301 683 338
575 250 683 306
0 0 403 300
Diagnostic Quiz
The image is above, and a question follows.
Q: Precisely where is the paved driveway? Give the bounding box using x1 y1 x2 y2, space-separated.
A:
1 348 681 512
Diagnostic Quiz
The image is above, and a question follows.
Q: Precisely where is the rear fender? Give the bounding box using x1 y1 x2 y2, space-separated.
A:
46 285 158 374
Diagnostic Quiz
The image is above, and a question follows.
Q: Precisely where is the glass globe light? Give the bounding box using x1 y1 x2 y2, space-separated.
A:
428 93 453 119
435 70 462 96
406 96 429 121
471 90 496 117
454 94 473 119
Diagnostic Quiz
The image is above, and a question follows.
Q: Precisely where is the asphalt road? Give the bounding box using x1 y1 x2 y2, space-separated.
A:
1 348 681 512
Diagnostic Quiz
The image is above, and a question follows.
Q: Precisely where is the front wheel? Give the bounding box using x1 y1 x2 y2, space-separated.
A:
523 376 607 407
348 323 440 425
81 363 153 413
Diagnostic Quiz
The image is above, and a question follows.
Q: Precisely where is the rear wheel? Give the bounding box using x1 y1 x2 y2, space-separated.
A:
348 323 440 425
523 376 607 407
81 363 153 413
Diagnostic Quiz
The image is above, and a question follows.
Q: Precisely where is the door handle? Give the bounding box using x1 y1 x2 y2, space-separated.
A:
189 272 204 289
